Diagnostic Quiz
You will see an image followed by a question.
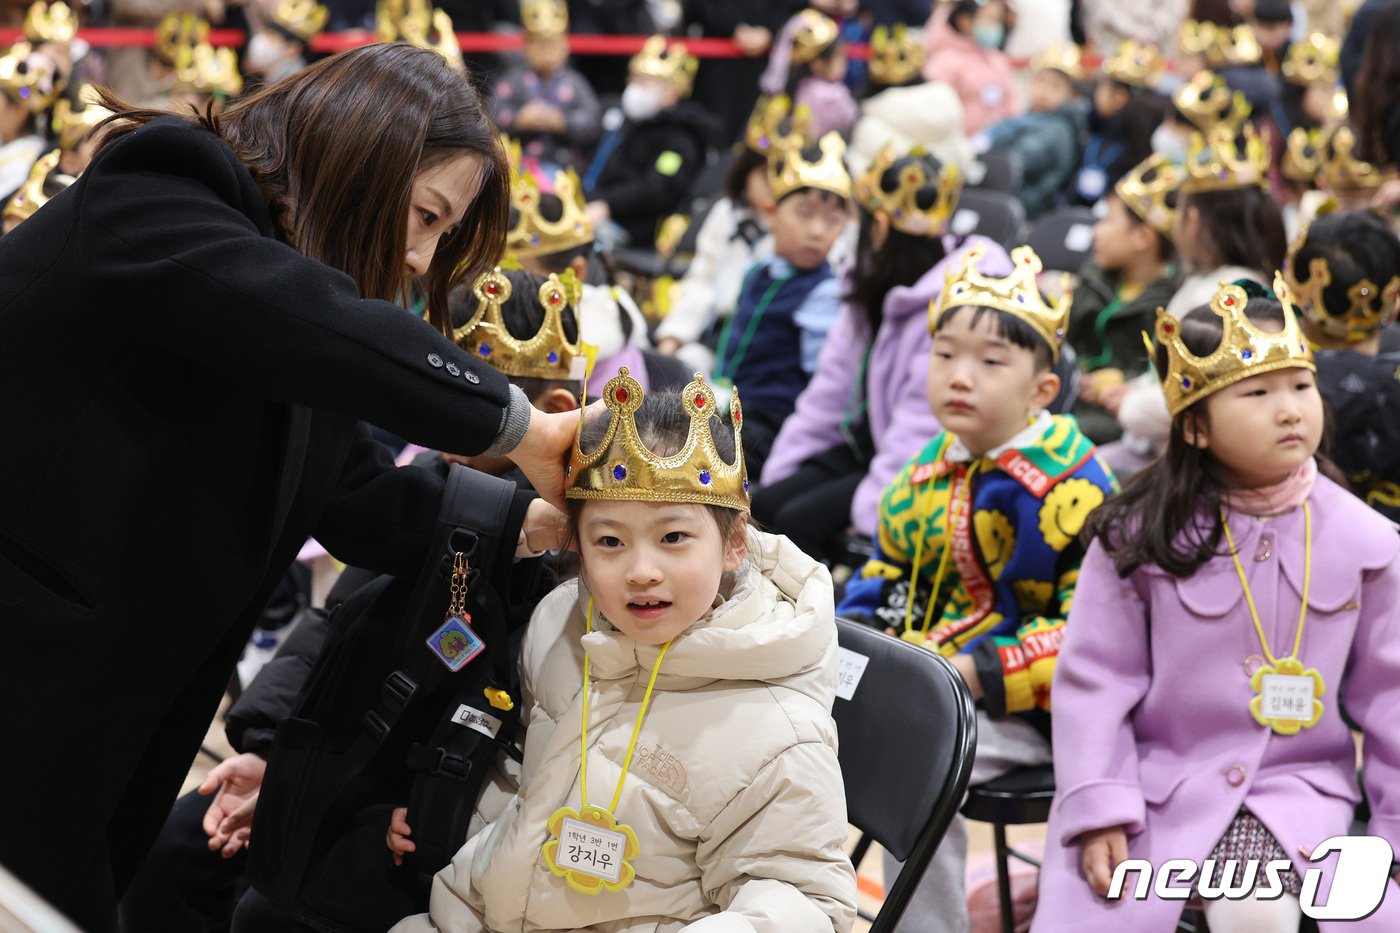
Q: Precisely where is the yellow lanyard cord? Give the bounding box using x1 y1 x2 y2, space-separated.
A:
580 597 674 815
1220 502 1312 665
902 462 979 639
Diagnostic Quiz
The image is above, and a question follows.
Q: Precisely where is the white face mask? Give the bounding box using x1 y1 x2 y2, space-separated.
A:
1152 125 1189 164
621 83 664 122
246 32 288 72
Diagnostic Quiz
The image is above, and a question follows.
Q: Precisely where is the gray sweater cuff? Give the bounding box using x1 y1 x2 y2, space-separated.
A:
483 384 532 457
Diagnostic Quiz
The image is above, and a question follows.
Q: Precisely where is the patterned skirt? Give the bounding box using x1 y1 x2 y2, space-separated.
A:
1205 808 1303 895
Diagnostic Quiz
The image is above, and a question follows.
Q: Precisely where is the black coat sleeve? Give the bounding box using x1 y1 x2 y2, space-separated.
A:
76 120 514 457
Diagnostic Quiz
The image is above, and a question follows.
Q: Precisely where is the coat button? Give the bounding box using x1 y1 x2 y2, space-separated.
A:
446 362 461 376
463 371 480 384
1226 765 1247 787
427 353 444 368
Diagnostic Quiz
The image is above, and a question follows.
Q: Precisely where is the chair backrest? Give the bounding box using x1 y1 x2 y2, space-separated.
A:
833 618 977 931
1023 206 1099 274
949 189 1027 248
965 149 1024 194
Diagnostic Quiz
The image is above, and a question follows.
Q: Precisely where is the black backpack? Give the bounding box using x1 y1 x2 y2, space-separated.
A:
248 465 529 932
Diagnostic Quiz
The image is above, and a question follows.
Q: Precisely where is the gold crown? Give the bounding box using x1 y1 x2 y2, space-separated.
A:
854 145 961 238
1115 153 1182 236
271 0 329 41
3 147 62 224
1172 70 1251 134
1282 126 1322 183
1182 124 1269 193
154 13 209 66
1179 20 1262 68
1154 275 1314 415
1284 237 1400 343
521 0 567 37
1031 42 1085 81
378 0 462 69
743 94 810 156
1282 31 1339 85
1102 39 1162 88
503 137 594 259
791 8 840 66
566 368 748 512
869 23 923 85
629 35 696 97
453 267 590 381
23 1 77 44
932 245 1071 360
51 83 110 151
768 130 851 203
0 42 60 112
1318 125 1388 191
173 41 243 98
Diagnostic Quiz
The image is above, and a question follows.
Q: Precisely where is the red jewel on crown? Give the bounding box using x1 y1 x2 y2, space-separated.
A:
485 281 501 298
1163 322 1175 335
694 394 705 408
549 292 562 306
615 386 629 404
1222 295 1236 307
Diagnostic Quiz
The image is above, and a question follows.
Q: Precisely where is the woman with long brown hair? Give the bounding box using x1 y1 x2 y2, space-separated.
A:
0 42 575 931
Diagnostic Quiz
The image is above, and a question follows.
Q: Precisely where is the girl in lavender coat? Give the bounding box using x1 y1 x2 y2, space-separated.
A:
755 148 1010 553
1033 281 1400 932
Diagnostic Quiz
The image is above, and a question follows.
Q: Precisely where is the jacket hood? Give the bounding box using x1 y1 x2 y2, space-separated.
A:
882 236 1007 328
633 100 721 146
581 530 837 708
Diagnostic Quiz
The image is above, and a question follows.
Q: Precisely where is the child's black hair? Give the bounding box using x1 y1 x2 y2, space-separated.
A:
946 0 981 35
1106 189 1176 265
1085 293 1339 577
932 305 1056 373
783 38 844 98
448 267 582 403
1250 0 1293 23
723 146 769 206
509 193 594 275
570 390 748 545
849 151 955 336
1177 186 1287 274
1290 210 1400 334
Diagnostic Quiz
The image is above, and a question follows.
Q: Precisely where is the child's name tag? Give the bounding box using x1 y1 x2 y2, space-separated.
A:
835 647 870 701
559 817 626 884
1260 673 1314 721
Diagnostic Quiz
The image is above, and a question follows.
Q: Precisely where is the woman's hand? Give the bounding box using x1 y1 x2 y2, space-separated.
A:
387 807 416 867
506 406 579 511
198 752 267 858
524 498 570 553
1080 826 1130 897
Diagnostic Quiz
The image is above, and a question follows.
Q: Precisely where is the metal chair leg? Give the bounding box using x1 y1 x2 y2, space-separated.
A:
994 822 1014 933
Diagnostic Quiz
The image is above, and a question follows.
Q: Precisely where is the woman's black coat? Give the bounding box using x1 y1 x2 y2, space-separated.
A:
0 118 520 930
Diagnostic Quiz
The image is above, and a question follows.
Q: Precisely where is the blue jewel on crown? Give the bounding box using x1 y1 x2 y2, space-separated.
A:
612 464 627 481
699 469 711 486
1241 349 1253 360
479 343 491 357
548 351 559 364
1182 377 1193 389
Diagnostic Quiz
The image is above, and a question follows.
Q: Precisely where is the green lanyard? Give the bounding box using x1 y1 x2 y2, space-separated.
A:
839 343 873 456
1083 291 1126 371
715 266 795 383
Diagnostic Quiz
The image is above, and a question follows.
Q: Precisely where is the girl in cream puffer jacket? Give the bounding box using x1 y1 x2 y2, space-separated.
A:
394 532 857 933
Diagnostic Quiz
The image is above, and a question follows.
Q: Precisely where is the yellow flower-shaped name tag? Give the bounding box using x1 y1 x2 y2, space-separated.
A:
1248 657 1325 735
541 804 640 894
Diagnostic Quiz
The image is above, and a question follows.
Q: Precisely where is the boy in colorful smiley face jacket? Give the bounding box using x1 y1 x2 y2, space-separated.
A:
837 246 1117 930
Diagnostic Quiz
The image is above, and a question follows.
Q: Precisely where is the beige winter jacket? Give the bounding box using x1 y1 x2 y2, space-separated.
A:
391 530 857 933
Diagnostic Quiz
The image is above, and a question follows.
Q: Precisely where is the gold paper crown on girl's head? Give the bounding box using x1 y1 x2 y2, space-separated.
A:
1282 31 1340 85
629 35 697 97
452 267 590 381
1153 275 1315 415
51 84 110 151
378 0 463 68
1179 20 1262 68
23 1 77 44
0 42 59 111
1172 70 1252 134
1284 242 1400 344
743 94 811 156
520 0 567 37
173 42 243 98
932 245 1072 361
1102 39 1163 88
1114 153 1182 237
869 24 923 85
1181 124 1269 194
1031 42 1085 81
3 147 62 224
1318 126 1389 191
854 145 961 238
566 368 749 512
791 8 840 66
271 0 329 42
1282 126 1322 183
154 13 208 65
502 135 594 259
768 130 852 203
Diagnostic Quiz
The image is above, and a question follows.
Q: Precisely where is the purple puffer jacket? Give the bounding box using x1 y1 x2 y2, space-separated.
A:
762 236 1011 536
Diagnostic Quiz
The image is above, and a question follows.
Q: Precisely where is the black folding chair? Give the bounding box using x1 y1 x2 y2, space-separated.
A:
835 618 978 931
1023 206 1099 275
949 189 1027 249
966 149 1024 194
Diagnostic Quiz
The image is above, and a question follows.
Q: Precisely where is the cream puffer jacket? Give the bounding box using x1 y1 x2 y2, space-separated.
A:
391 531 857 933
